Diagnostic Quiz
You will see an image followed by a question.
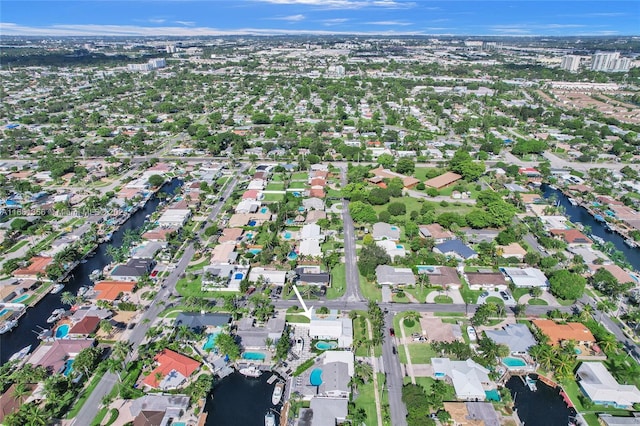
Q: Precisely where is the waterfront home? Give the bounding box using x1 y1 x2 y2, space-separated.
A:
0 384 37 423
424 171 462 190
174 312 230 332
434 240 478 260
372 222 401 241
235 317 285 350
309 311 353 349
110 258 155 282
576 362 640 409
418 266 461 289
598 414 640 426
201 264 249 291
484 324 537 355
532 320 599 355
550 229 593 247
157 208 191 228
68 316 101 337
126 394 190 426
500 267 549 289
300 398 349 426
431 358 494 401
419 223 454 243
142 349 201 390
131 241 164 259
375 265 416 286
588 264 636 285
443 402 501 426
29 339 96 374
141 228 175 242
296 351 354 400
465 272 509 291
12 256 54 279
248 267 288 286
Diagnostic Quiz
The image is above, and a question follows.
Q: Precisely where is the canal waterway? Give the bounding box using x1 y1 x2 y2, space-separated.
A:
204 372 281 426
541 184 640 271
506 375 576 426
0 179 182 364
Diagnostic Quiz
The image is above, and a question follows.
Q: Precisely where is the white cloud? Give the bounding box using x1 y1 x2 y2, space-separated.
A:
366 20 412 26
272 14 306 21
323 18 350 26
147 18 166 24
253 0 414 10
174 21 196 26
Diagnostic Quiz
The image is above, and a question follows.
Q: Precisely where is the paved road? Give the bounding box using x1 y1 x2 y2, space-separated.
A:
338 166 364 303
72 173 239 425
383 312 408 426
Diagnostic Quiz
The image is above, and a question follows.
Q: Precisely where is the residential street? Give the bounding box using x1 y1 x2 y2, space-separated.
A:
339 166 364 303
383 312 408 426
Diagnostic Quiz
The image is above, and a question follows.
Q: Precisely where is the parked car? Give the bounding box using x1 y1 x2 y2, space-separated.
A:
499 291 509 301
389 328 395 337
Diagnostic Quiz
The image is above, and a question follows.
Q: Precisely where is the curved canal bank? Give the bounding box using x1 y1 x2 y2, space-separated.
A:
0 179 182 363
506 374 576 426
542 184 640 271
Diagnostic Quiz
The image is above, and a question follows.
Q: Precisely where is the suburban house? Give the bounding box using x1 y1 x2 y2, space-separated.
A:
29 339 96 374
532 320 597 347
309 311 353 349
376 240 406 259
296 266 331 287
235 317 285 350
235 200 261 214
434 240 478 260
576 362 640 409
157 208 191 228
131 241 164 259
484 324 537 354
228 212 271 228
465 272 508 291
305 210 327 224
418 266 461 289
372 222 401 241
201 264 249 291
370 167 420 189
110 258 155 282
93 281 136 301
210 242 238 264
302 197 325 211
218 228 244 244
443 402 501 426
174 312 230 332
501 267 549 288
0 384 38 424
68 316 101 337
142 349 201 390
297 351 354 400
248 267 288 286
432 358 494 401
497 243 527 260
550 229 593 247
300 398 349 426
419 223 454 243
128 395 190 426
299 239 322 257
375 265 416 286
598 414 640 426
424 172 463 190
588 264 636 285
13 256 54 279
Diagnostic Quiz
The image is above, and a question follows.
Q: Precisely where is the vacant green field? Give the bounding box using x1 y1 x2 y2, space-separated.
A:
291 172 308 181
262 193 285 202
265 182 285 191
328 264 347 300
413 167 445 181
288 181 307 189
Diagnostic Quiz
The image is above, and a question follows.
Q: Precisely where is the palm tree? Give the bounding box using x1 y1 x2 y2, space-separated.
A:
112 341 132 367
99 320 113 335
21 403 48 426
60 291 75 307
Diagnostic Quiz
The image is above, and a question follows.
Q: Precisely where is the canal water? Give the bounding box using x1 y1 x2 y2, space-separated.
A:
204 372 281 426
506 375 576 426
0 179 182 364
541 184 640 271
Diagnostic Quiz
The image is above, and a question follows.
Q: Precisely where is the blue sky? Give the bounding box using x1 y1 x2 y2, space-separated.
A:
1 1 638 36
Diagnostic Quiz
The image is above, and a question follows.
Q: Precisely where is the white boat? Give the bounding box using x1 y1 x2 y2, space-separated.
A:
50 283 65 294
625 239 637 248
239 366 262 378
590 235 605 245
0 319 18 334
47 308 66 323
77 286 89 297
265 412 276 426
568 198 578 206
525 375 537 391
467 326 477 342
8 345 31 362
89 269 102 282
272 382 284 405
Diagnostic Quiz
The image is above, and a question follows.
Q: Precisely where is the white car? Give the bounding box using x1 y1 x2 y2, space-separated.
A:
467 326 477 342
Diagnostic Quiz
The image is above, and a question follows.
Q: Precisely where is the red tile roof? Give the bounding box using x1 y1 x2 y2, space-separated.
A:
93 281 136 301
549 229 592 244
69 316 101 335
13 256 53 277
142 349 201 388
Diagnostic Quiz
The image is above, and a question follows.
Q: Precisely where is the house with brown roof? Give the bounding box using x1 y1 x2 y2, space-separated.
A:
142 228 175 242
13 256 53 279
309 188 326 198
142 349 201 390
588 264 635 285
310 178 327 187
532 319 596 347
370 167 420 189
419 223 454 243
0 384 36 423
465 272 508 291
497 243 527 260
93 281 136 301
69 316 101 336
550 229 593 247
418 265 461 288
424 172 462 190
218 228 244 244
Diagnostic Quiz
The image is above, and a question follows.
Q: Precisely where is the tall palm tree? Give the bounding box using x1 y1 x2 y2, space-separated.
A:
21 403 48 426
60 291 75 307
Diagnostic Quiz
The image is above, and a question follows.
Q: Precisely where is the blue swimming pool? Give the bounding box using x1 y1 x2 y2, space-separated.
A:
242 352 266 361
417 265 435 273
288 251 298 260
0 309 7 317
310 368 323 386
485 389 501 401
574 348 582 355
284 232 292 239
203 333 220 350
11 294 29 303
396 244 404 249
503 357 527 367
63 359 74 377
55 324 70 339
292 192 301 197
315 341 338 350
245 232 254 240
260 207 268 214
249 248 262 255
234 273 244 280
248 220 257 226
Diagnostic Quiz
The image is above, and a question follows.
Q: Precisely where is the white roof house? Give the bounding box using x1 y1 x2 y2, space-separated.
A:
248 267 287 286
375 265 415 286
432 358 492 401
376 240 406 259
299 239 322 257
372 222 401 241
577 362 640 409
300 223 323 240
247 179 266 190
157 209 191 228
309 317 353 349
501 267 549 288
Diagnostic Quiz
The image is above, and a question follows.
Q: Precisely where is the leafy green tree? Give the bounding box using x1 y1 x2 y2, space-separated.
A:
358 244 391 277
349 201 377 224
549 270 586 301
215 332 240 361
395 157 415 175
148 174 164 187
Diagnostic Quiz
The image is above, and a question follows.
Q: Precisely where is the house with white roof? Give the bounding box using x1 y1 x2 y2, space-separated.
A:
432 358 494 401
501 267 549 288
376 240 406 259
248 267 287 286
577 362 640 409
372 222 401 241
309 312 353 349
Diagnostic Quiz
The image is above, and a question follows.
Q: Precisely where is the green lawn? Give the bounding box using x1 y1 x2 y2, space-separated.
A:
529 298 548 305
175 277 234 298
359 277 382 302
371 196 424 221
407 344 438 364
352 374 378 426
271 174 285 182
288 181 307 189
434 295 453 304
263 193 285 202
512 287 531 301
291 172 308 181
562 379 632 419
6 239 29 254
354 316 369 357
413 167 445 181
460 282 482 304
403 286 436 303
328 264 347 300
186 257 209 272
394 313 423 336
286 314 310 324
266 182 285 191
486 296 505 305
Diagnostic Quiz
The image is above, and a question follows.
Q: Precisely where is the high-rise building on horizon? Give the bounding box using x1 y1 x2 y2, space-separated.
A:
590 52 630 72
561 55 581 72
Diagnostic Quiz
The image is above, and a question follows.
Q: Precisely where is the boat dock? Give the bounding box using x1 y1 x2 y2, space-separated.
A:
267 374 278 385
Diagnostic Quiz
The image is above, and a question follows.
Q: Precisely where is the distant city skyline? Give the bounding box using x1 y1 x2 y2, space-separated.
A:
1 0 638 37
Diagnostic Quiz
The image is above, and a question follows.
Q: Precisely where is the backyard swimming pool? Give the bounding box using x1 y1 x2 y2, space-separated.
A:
485 389 501 401
503 357 527 368
63 359 74 376
203 333 220 350
249 248 262 255
260 207 268 214
310 368 323 386
11 294 29 303
417 265 435 273
288 251 298 260
315 341 338 350
242 352 266 361
55 324 70 339
283 232 292 240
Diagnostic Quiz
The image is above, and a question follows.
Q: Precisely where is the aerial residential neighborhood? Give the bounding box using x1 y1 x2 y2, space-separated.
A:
1 5 640 426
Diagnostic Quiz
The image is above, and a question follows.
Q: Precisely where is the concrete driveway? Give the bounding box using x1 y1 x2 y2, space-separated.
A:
476 289 516 307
